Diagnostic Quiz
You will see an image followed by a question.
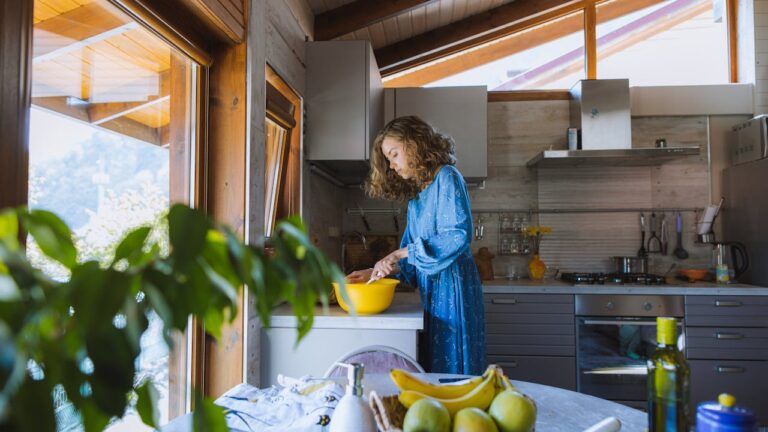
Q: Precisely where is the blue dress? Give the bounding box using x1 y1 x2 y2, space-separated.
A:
397 165 486 375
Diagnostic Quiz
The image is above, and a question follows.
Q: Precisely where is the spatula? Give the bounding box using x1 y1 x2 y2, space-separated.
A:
673 212 689 260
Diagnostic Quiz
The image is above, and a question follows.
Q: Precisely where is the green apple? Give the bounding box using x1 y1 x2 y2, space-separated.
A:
403 399 451 432
453 407 499 432
488 390 537 432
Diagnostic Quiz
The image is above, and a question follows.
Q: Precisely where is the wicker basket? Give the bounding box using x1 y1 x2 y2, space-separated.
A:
369 391 407 432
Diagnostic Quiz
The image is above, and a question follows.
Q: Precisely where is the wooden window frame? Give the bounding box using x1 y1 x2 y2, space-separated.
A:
3 0 251 420
376 0 741 99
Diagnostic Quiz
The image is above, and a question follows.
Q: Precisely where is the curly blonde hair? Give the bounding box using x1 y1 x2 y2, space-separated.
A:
365 116 456 202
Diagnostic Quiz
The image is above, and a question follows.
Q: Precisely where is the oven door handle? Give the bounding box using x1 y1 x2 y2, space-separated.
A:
582 366 648 376
583 320 658 326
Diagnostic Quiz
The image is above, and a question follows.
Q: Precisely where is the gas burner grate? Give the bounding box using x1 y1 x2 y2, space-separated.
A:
561 272 665 285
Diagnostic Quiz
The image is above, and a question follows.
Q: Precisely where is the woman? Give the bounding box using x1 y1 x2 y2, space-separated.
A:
347 116 486 375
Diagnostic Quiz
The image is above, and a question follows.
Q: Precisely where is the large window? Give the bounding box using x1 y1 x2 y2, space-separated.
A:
30 0 197 429
383 0 734 89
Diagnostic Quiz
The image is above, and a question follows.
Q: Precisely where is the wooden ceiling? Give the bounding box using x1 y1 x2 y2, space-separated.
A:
32 0 180 146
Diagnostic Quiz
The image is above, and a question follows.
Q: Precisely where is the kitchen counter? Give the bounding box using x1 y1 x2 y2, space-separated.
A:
268 291 424 330
483 278 768 295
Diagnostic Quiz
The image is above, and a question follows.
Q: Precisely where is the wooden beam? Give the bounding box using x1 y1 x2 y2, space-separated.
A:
726 0 738 83
33 0 137 63
205 41 247 398
383 0 664 87
87 70 171 124
32 95 163 145
584 0 597 79
0 0 33 210
488 90 571 102
376 0 582 71
314 0 437 41
177 0 246 44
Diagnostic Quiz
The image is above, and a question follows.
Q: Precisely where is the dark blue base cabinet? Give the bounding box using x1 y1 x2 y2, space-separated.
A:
484 292 768 426
484 294 576 390
685 295 768 426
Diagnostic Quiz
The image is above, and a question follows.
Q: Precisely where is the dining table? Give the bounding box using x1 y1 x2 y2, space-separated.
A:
162 373 647 431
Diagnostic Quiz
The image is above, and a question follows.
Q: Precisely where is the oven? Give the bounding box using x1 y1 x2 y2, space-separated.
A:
576 294 685 410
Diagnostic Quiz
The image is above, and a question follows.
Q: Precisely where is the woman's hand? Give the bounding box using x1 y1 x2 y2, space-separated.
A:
346 268 373 283
371 247 408 283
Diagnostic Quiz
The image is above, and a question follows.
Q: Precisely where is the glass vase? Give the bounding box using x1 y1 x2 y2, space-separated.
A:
528 254 547 280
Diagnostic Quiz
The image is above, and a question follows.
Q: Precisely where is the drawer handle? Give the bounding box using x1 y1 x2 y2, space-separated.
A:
492 299 517 305
714 300 742 307
716 366 745 374
715 333 744 340
506 361 518 368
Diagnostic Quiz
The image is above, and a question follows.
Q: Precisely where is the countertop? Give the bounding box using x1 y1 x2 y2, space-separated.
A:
268 291 424 330
483 278 768 295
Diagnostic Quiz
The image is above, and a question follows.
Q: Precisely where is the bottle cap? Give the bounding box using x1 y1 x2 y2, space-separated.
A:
697 393 757 429
656 317 677 345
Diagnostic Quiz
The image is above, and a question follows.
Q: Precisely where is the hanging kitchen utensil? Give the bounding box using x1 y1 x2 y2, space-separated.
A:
673 212 689 260
660 213 668 256
638 212 647 258
647 212 661 254
357 202 371 232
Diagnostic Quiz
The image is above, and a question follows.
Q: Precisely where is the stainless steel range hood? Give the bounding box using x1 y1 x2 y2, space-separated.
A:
527 79 700 167
526 147 700 168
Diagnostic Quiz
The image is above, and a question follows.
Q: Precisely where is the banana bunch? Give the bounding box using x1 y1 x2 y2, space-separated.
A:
393 365 512 416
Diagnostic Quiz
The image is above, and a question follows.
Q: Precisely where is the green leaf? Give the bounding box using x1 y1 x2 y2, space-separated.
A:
79 399 111 432
168 204 210 270
22 209 77 269
0 210 19 251
8 378 55 432
135 380 159 428
112 226 152 267
193 395 228 432
86 326 135 417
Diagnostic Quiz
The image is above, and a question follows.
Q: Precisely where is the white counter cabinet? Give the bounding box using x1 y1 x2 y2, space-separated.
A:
259 292 423 386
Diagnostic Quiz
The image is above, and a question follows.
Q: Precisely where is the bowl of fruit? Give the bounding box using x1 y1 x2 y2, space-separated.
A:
377 365 537 432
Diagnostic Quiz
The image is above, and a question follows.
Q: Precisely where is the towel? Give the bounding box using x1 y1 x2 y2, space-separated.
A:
214 376 343 432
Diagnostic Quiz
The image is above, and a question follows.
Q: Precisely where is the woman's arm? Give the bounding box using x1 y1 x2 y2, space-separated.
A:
404 167 472 276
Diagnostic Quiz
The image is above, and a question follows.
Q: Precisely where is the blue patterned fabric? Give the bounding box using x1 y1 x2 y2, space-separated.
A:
397 165 486 375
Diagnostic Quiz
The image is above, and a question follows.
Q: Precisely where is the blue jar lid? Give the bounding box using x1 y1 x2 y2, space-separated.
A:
697 394 757 429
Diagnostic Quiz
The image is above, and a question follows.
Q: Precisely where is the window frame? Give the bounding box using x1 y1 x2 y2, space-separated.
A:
383 0 740 94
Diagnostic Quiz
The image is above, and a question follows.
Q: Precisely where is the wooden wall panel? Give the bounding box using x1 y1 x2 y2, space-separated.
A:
205 41 247 398
0 0 33 210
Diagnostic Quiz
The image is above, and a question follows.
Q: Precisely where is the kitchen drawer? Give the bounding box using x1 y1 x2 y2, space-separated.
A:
485 294 574 315
487 333 574 347
485 342 576 356
487 355 576 390
486 313 574 326
690 360 768 425
686 327 768 360
486 323 574 336
686 296 768 327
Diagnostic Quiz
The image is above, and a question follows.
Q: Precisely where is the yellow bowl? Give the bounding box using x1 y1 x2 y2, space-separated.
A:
332 278 398 315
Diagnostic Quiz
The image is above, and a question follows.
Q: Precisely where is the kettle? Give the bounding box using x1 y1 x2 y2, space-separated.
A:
712 242 749 283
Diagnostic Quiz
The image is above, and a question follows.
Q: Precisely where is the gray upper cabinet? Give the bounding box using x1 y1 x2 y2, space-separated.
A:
306 41 383 161
385 87 488 180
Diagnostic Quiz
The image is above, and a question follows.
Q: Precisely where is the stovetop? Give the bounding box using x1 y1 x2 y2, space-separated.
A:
561 272 666 285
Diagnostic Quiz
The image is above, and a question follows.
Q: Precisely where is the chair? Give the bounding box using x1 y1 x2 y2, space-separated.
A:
323 345 425 378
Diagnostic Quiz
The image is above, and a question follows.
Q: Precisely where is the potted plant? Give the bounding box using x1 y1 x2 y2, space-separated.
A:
0 204 344 431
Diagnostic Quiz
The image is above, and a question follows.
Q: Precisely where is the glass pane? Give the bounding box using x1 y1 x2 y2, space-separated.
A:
30 0 197 429
265 118 288 237
420 11 585 89
596 0 729 85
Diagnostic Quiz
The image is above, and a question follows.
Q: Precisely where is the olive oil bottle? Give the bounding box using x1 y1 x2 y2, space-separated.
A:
647 317 690 431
